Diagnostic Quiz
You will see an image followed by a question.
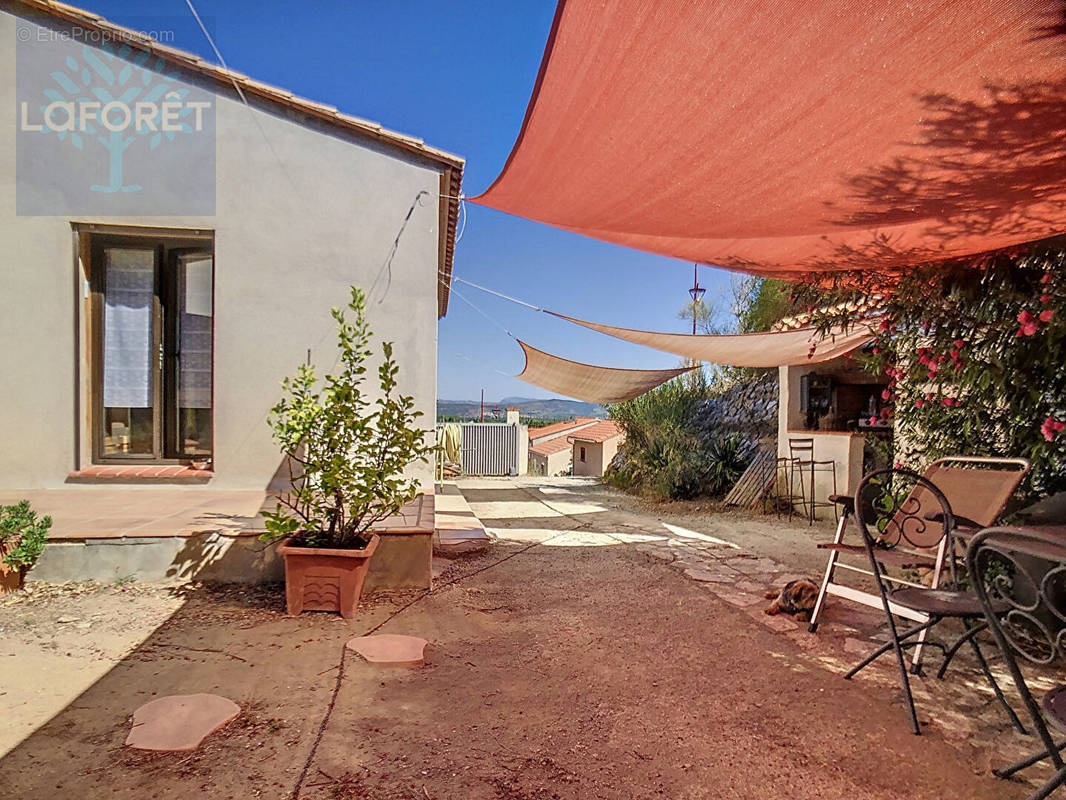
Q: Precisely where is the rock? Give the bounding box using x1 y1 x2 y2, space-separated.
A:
347 634 429 666
844 637 872 655
56 616 79 624
126 694 240 752
760 613 798 632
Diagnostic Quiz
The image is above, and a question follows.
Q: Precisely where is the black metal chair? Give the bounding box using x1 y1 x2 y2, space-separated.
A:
969 526 1066 800
787 437 838 525
847 468 1024 735
767 455 799 517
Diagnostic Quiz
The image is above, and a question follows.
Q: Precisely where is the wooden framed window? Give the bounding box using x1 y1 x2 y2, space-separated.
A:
89 233 213 464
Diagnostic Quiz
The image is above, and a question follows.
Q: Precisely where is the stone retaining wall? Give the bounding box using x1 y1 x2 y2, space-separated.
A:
692 376 778 454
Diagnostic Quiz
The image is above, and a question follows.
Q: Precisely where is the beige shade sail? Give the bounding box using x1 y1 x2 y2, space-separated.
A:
516 340 695 404
548 313 876 367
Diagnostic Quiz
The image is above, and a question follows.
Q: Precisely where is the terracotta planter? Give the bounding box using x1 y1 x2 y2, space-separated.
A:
0 542 26 595
277 535 379 619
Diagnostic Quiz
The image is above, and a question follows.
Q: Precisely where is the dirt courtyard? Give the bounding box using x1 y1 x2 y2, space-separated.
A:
0 480 1031 799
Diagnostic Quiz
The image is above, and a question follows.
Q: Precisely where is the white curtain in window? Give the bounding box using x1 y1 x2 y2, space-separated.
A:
103 249 154 408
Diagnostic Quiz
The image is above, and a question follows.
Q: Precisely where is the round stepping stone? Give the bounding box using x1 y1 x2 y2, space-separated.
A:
346 633 428 665
126 694 240 752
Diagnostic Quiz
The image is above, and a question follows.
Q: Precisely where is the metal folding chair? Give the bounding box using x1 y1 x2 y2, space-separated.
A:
844 468 1024 736
808 456 1030 672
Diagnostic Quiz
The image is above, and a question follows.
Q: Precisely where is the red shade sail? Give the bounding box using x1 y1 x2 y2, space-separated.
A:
474 1 1066 277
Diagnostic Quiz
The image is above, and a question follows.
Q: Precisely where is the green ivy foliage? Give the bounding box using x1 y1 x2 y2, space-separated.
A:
1 500 53 570
261 287 434 549
791 247 1066 499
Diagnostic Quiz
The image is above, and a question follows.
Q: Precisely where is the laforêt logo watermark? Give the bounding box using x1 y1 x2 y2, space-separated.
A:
16 19 216 215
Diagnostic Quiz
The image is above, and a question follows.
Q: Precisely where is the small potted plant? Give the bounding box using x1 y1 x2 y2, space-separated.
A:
1 501 53 594
261 286 434 618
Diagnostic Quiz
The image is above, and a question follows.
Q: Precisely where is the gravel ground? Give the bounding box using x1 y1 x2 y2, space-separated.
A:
0 479 1032 799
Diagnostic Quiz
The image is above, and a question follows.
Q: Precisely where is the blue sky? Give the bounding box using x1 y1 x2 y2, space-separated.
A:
81 1 736 401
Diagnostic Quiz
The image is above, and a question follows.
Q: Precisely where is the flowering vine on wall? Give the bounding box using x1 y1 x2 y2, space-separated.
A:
790 245 1066 500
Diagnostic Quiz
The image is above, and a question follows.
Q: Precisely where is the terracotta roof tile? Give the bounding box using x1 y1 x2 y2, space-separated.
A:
528 418 598 442
530 436 575 457
568 420 624 443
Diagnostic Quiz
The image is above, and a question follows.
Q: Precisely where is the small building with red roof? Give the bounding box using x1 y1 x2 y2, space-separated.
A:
569 420 625 478
528 417 599 476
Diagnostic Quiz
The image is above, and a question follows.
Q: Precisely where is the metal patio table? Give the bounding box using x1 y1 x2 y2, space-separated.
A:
968 525 1066 800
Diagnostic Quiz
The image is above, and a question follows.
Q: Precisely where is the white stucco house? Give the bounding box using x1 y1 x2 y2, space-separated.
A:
528 418 597 476
0 0 463 587
527 418 623 478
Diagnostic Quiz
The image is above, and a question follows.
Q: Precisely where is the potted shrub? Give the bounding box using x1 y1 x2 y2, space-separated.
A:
261 287 433 618
1 501 52 594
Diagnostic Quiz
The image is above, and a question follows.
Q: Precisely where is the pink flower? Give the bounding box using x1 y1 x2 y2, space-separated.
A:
1017 310 1039 336
1042 273 1053 284
881 389 891 400
953 339 965 349
1041 309 1054 323
925 392 935 401
915 399 924 409
1041 294 1052 304
942 397 956 407
868 416 878 426
1041 417 1064 441
872 347 880 355
949 349 960 360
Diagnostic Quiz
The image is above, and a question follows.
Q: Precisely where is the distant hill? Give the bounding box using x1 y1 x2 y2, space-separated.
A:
437 397 607 421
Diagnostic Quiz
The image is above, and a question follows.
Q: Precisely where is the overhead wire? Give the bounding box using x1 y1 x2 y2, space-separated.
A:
454 196 468 245
452 276 545 311
368 189 431 304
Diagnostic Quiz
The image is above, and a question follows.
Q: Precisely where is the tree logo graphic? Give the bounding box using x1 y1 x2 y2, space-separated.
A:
21 40 210 193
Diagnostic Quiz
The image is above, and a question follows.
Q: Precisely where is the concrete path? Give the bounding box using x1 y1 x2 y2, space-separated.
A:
434 482 492 553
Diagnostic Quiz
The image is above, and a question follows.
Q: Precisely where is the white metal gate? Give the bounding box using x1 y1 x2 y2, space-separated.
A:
452 422 522 476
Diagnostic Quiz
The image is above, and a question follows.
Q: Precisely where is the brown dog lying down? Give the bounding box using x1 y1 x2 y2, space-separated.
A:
764 579 819 622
